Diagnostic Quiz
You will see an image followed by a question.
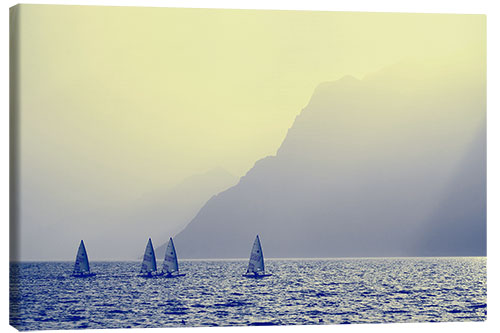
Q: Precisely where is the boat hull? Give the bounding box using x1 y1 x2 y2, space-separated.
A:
138 273 161 278
72 272 96 278
160 273 186 278
242 273 272 278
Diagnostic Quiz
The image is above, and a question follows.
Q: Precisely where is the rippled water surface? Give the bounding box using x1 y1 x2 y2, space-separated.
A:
10 258 486 330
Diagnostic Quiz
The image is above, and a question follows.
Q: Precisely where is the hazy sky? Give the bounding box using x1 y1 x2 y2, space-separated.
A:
13 5 485 260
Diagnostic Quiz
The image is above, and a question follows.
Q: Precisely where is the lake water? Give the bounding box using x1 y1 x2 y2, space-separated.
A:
10 257 486 330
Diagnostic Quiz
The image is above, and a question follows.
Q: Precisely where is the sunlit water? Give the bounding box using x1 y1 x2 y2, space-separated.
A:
10 258 486 331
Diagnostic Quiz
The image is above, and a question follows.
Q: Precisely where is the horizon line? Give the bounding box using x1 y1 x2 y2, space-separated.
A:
10 255 487 263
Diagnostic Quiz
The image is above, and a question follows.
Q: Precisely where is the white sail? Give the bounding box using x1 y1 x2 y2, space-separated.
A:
73 240 91 274
162 237 179 274
140 238 157 274
246 235 265 273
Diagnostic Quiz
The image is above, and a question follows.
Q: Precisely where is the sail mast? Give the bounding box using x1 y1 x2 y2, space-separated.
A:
73 240 90 274
140 238 157 274
162 237 179 274
247 235 265 273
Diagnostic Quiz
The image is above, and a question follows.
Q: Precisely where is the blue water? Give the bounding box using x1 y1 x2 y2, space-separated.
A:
10 257 486 331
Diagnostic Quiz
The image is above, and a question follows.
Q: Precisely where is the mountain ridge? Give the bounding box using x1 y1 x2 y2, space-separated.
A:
172 63 486 259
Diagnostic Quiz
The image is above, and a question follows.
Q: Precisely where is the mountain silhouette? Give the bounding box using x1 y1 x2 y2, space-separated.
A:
92 167 237 260
173 62 486 258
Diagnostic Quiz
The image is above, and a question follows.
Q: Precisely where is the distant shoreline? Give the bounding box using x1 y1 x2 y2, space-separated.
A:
9 256 487 263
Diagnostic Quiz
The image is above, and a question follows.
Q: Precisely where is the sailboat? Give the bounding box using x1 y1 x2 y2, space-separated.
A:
139 238 158 277
160 237 186 278
72 240 96 277
242 235 272 278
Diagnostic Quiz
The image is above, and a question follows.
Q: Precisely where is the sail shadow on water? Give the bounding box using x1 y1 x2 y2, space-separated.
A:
72 240 96 277
243 235 272 278
159 237 186 278
138 238 159 277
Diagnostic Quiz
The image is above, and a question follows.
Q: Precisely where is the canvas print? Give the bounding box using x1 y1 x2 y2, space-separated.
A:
9 4 486 331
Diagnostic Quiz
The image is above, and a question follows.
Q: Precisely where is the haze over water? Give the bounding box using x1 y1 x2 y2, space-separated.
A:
11 6 485 262
10 258 486 330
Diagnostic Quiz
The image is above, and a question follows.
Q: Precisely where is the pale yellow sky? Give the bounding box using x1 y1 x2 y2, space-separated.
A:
12 5 486 260
16 5 485 201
